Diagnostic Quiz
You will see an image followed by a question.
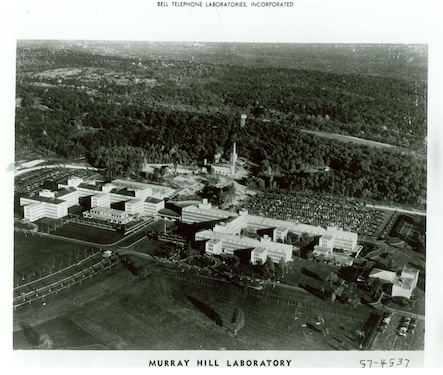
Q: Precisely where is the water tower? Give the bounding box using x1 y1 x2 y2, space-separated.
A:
240 114 247 128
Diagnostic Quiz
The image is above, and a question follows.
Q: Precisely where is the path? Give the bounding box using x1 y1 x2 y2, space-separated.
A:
14 163 100 177
365 204 426 217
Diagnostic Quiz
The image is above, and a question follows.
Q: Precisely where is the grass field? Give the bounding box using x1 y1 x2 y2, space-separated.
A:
14 229 425 351
13 257 375 350
14 232 95 274
52 222 124 244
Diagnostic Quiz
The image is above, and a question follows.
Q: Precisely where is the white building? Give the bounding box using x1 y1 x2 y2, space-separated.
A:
23 202 45 222
273 226 289 242
182 199 329 237
368 265 419 300
258 235 293 263
391 266 419 299
181 199 237 224
22 177 174 223
212 211 249 236
54 188 79 208
312 226 361 266
83 207 132 225
205 239 223 255
368 268 397 284
144 197 165 217
91 193 110 208
326 226 358 253
125 199 144 216
196 230 292 264
20 195 68 222
251 247 267 264
211 163 235 176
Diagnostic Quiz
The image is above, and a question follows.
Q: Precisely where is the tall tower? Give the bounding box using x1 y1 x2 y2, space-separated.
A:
231 142 238 166
240 114 247 128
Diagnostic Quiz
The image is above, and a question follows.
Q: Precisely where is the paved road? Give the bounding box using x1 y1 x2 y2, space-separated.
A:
383 306 426 321
14 163 100 177
365 204 426 217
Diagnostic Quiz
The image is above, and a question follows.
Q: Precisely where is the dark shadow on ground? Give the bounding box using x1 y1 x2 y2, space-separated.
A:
186 294 224 327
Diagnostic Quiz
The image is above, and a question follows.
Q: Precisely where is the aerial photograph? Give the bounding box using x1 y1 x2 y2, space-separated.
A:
13 40 427 354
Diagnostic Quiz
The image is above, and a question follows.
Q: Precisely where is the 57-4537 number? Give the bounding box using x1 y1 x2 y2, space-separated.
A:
360 358 409 368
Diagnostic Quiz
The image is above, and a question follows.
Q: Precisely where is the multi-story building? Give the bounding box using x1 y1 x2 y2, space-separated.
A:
210 143 237 176
82 207 132 225
369 265 419 300
20 176 175 224
55 187 79 208
144 197 165 217
125 199 144 216
212 211 249 235
251 247 267 264
326 226 358 253
20 189 71 222
205 239 223 255
273 226 289 242
111 179 153 201
182 199 237 224
246 214 328 237
196 230 292 264
182 199 329 237
23 202 45 222
392 266 419 299
211 163 235 176
196 229 259 255
91 193 111 208
182 198 360 265
258 235 293 263
312 227 361 266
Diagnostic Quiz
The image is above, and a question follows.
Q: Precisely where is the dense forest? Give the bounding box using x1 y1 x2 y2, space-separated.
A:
15 43 427 208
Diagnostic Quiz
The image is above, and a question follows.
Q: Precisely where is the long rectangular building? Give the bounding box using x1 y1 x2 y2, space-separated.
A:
82 207 132 225
20 195 68 221
196 230 293 264
182 199 238 224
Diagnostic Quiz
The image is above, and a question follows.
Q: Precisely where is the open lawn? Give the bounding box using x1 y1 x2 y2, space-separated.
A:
13 233 423 351
51 222 124 244
13 258 375 350
14 232 95 274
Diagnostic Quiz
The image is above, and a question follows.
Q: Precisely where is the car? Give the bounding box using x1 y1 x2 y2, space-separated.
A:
399 327 407 334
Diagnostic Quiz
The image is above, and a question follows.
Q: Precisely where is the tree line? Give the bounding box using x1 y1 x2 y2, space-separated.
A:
15 47 427 207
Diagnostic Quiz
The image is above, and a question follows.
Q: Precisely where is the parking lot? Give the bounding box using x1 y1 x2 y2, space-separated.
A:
242 193 387 236
371 312 424 350
15 167 96 194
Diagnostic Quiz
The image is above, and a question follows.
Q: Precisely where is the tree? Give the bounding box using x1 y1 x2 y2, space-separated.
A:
232 255 240 268
356 330 365 340
278 257 289 274
326 272 339 285
262 256 275 279
300 232 311 248
370 278 383 299
231 308 245 336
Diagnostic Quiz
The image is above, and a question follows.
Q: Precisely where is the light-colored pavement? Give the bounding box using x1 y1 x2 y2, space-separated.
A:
14 163 99 177
365 204 426 217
